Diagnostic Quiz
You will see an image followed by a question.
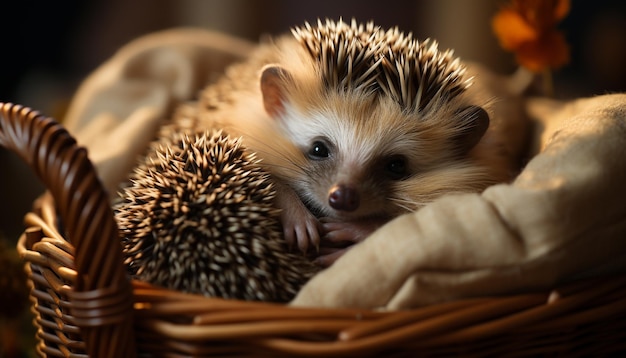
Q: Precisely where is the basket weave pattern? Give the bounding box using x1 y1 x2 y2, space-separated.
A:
2 102 625 356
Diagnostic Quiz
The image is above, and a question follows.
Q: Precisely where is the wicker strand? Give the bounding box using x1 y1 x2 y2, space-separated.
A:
0 103 137 357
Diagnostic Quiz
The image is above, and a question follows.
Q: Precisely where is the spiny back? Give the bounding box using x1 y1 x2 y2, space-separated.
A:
291 19 384 93
291 18 472 112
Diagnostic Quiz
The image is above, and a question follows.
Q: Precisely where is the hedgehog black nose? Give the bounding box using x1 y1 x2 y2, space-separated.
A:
328 184 360 212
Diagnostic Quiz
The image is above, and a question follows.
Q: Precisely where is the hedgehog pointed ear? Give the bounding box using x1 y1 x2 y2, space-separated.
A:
260 65 293 119
453 105 490 155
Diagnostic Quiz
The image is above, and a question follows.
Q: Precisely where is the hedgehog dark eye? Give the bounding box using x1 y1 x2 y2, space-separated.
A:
308 140 330 159
385 155 409 180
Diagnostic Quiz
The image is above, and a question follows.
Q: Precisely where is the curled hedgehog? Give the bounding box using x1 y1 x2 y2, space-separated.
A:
196 19 529 265
115 130 320 302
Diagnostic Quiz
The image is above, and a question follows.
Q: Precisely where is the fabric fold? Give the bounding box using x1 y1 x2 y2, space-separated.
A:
63 28 254 195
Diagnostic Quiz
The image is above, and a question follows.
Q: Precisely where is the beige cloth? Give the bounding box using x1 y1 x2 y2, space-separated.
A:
63 28 626 310
64 28 254 195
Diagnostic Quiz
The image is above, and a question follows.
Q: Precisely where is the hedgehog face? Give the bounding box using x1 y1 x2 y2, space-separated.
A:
258 19 494 219
273 93 431 220
285 139 400 220
264 84 493 220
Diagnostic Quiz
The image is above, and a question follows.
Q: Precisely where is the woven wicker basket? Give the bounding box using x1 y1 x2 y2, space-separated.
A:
2 101 625 357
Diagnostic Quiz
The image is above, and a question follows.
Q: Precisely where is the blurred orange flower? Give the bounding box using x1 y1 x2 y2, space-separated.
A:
492 0 570 72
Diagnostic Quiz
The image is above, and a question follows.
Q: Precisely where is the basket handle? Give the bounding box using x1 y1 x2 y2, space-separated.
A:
0 103 136 357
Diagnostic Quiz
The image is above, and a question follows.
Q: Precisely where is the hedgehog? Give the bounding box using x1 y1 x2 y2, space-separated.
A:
191 18 529 265
114 129 320 302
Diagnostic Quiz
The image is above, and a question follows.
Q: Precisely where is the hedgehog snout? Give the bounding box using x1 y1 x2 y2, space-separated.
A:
328 184 360 212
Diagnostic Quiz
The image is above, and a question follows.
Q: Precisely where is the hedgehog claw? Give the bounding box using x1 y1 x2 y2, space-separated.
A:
291 209 320 254
275 182 321 255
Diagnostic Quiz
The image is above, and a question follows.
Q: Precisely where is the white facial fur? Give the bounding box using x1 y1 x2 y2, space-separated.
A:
275 95 433 220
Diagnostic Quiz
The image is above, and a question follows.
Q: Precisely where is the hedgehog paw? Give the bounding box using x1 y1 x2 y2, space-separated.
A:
281 208 320 254
275 184 321 254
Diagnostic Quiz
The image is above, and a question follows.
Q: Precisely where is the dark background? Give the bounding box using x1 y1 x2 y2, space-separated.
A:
0 0 625 355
